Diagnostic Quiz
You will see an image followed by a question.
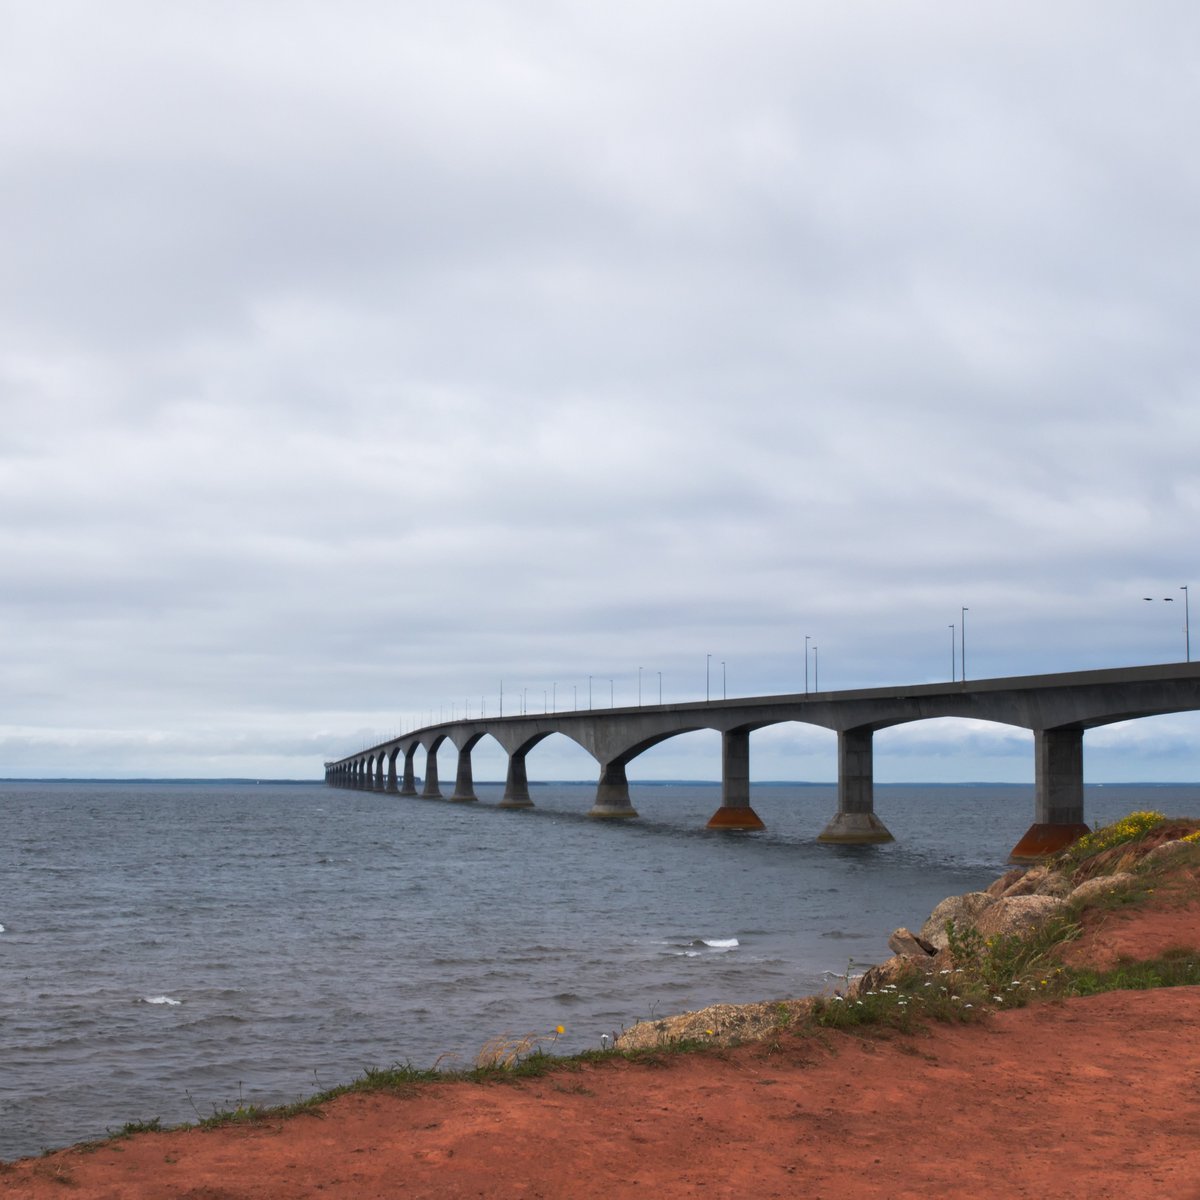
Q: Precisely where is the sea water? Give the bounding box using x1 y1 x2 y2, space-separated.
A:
2 778 1197 1160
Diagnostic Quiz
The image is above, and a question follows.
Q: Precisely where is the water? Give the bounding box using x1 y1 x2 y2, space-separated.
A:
2 778 1197 1160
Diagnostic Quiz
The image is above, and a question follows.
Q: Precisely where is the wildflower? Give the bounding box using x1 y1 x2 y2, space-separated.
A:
705 1029 714 1036
555 1025 565 1035
963 1003 973 1009
992 996 1004 1003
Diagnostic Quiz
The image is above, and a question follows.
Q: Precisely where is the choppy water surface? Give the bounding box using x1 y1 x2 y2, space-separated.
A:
2 778 1198 1159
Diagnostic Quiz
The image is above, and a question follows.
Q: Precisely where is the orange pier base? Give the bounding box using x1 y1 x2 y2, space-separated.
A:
706 805 766 831
1009 822 1090 864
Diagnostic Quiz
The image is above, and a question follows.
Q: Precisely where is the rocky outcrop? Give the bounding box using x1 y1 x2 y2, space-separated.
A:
918 892 996 950
1066 872 1136 905
974 894 1067 940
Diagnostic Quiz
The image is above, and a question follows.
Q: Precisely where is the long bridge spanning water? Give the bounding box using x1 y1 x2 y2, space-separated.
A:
325 662 1200 861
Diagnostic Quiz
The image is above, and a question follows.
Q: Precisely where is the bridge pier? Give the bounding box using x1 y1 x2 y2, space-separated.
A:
588 760 639 819
1009 727 1091 862
499 750 535 809
400 748 418 796
707 729 765 830
374 756 386 791
817 728 895 844
421 748 443 799
386 750 399 793
449 745 479 802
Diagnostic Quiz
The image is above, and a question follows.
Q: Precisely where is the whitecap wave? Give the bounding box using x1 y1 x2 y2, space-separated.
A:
700 937 739 950
141 995 182 1006
0 923 5 933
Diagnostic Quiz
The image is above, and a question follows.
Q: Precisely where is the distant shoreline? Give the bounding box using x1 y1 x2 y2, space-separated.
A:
4 777 1200 787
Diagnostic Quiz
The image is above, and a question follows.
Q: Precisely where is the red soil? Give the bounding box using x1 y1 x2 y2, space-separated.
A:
5 904 1200 1198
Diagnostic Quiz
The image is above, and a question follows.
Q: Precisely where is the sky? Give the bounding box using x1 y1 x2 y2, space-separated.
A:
3 1 1200 784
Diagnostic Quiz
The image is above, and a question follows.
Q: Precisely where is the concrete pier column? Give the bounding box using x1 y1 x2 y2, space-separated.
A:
421 747 443 799
588 759 639 819
1009 727 1090 862
400 748 418 796
707 729 765 830
374 756 386 791
499 751 535 809
817 728 894 844
449 745 479 802
386 750 399 794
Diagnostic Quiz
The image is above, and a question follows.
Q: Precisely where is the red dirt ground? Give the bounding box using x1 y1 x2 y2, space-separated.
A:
5 905 1200 1198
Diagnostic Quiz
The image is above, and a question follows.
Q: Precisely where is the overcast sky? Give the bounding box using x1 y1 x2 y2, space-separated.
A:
3 1 1199 784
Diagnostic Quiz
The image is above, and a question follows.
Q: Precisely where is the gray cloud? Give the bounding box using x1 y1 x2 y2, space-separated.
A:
3 1 1200 780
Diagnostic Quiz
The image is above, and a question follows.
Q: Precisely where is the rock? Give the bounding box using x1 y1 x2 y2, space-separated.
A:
1003 866 1051 897
986 869 1025 897
888 927 937 958
854 955 917 995
918 892 997 950
973 894 1067 940
1067 872 1136 905
1137 840 1191 869
1033 871 1072 897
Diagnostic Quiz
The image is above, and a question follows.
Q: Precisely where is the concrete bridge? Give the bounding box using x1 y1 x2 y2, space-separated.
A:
324 662 1200 862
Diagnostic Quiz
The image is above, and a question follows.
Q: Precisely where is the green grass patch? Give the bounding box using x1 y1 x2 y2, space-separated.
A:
1060 950 1200 997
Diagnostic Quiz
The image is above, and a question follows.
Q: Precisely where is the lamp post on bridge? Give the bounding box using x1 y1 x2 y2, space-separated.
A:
960 607 969 682
609 678 614 707
721 660 726 700
950 624 956 682
1143 588 1191 661
804 635 811 694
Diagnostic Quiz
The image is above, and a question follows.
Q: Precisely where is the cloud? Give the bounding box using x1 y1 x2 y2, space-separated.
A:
3 2 1200 779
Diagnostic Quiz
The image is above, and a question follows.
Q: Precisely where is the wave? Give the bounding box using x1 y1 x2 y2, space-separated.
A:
140 995 182 1006
700 938 739 949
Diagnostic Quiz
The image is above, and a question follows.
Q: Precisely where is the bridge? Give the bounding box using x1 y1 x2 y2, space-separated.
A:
325 662 1200 862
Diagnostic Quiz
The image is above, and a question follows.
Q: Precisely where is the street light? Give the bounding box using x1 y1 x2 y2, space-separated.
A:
721 660 726 700
812 646 819 691
960 607 969 682
1144 589 1191 661
949 624 956 682
609 678 614 707
804 635 810 694
1184 585 1192 662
